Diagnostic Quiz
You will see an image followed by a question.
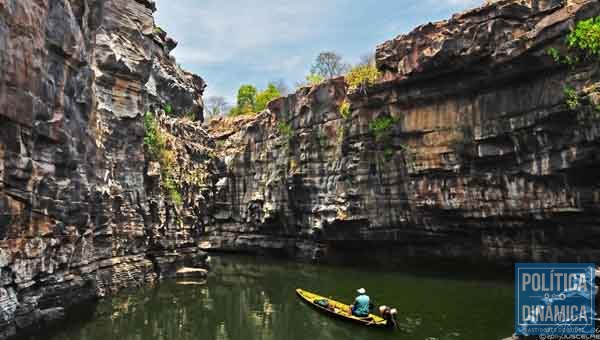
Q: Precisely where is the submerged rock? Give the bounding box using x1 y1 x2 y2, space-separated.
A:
175 267 208 279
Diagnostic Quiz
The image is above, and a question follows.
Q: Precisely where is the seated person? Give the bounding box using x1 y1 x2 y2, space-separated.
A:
350 288 370 317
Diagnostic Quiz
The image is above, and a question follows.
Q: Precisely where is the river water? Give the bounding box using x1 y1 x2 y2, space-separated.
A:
19 255 513 340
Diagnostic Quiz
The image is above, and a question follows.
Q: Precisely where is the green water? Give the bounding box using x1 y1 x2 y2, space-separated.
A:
20 255 514 340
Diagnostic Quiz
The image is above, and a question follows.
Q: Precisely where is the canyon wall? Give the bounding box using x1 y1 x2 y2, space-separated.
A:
0 0 210 337
3 0 600 337
201 0 600 265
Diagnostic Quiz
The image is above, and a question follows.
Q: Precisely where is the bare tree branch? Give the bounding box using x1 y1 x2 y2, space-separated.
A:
310 51 350 79
205 96 229 117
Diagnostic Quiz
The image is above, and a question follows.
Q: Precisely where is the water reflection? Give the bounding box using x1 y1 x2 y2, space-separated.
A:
18 255 513 340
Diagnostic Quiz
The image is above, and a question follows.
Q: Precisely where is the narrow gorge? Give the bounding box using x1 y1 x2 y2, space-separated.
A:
1 0 600 338
202 0 600 265
0 0 209 337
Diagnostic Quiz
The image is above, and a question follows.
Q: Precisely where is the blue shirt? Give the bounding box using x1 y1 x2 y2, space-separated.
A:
353 294 370 316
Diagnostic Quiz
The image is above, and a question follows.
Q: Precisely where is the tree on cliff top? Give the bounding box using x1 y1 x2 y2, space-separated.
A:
295 73 325 89
237 84 257 109
229 84 257 116
310 51 350 79
255 83 281 111
205 96 229 117
345 64 381 91
229 83 281 116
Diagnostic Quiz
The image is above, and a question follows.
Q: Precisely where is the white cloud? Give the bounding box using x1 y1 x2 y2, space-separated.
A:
154 0 485 99
155 0 341 64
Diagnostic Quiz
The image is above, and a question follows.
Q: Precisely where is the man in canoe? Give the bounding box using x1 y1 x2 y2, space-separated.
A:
350 288 371 317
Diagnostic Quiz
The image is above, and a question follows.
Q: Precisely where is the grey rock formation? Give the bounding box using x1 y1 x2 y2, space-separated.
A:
200 0 600 266
0 0 208 337
3 0 600 337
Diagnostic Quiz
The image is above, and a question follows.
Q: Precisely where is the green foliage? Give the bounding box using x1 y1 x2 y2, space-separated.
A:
237 84 257 109
345 64 381 90
227 107 239 116
336 125 345 146
256 83 281 111
228 104 254 117
164 104 173 115
369 116 396 142
549 17 600 66
184 112 196 121
143 112 166 159
369 116 400 162
564 54 581 66
143 112 182 206
567 17 600 57
163 176 183 206
547 48 580 67
339 100 351 120
229 84 257 116
547 47 561 63
216 139 227 148
564 86 580 110
305 73 325 86
278 121 293 138
229 83 281 116
383 147 394 160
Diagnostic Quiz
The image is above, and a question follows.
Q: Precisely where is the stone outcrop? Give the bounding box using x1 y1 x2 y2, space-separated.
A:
0 0 208 338
200 0 600 264
3 0 600 337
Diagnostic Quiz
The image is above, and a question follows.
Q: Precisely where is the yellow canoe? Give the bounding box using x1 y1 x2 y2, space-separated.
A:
295 288 389 328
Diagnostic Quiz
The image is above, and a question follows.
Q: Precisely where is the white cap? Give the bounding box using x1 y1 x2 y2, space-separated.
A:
378 305 388 314
357 288 366 294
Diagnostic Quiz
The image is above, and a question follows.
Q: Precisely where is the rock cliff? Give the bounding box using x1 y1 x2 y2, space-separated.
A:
0 0 209 337
200 0 600 265
3 0 600 337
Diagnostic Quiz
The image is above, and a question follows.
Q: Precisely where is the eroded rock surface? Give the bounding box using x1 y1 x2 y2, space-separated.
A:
3 0 600 337
0 0 208 337
201 0 600 264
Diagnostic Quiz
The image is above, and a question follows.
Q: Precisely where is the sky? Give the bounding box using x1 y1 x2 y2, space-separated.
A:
154 0 482 103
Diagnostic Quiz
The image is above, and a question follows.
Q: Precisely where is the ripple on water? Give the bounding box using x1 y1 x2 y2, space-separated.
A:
16 255 513 340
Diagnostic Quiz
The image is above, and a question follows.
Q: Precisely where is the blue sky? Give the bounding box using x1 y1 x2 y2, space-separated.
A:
154 0 482 103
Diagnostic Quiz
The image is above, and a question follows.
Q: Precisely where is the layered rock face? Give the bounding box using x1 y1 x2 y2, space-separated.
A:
3 0 600 337
201 0 600 264
0 0 208 337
